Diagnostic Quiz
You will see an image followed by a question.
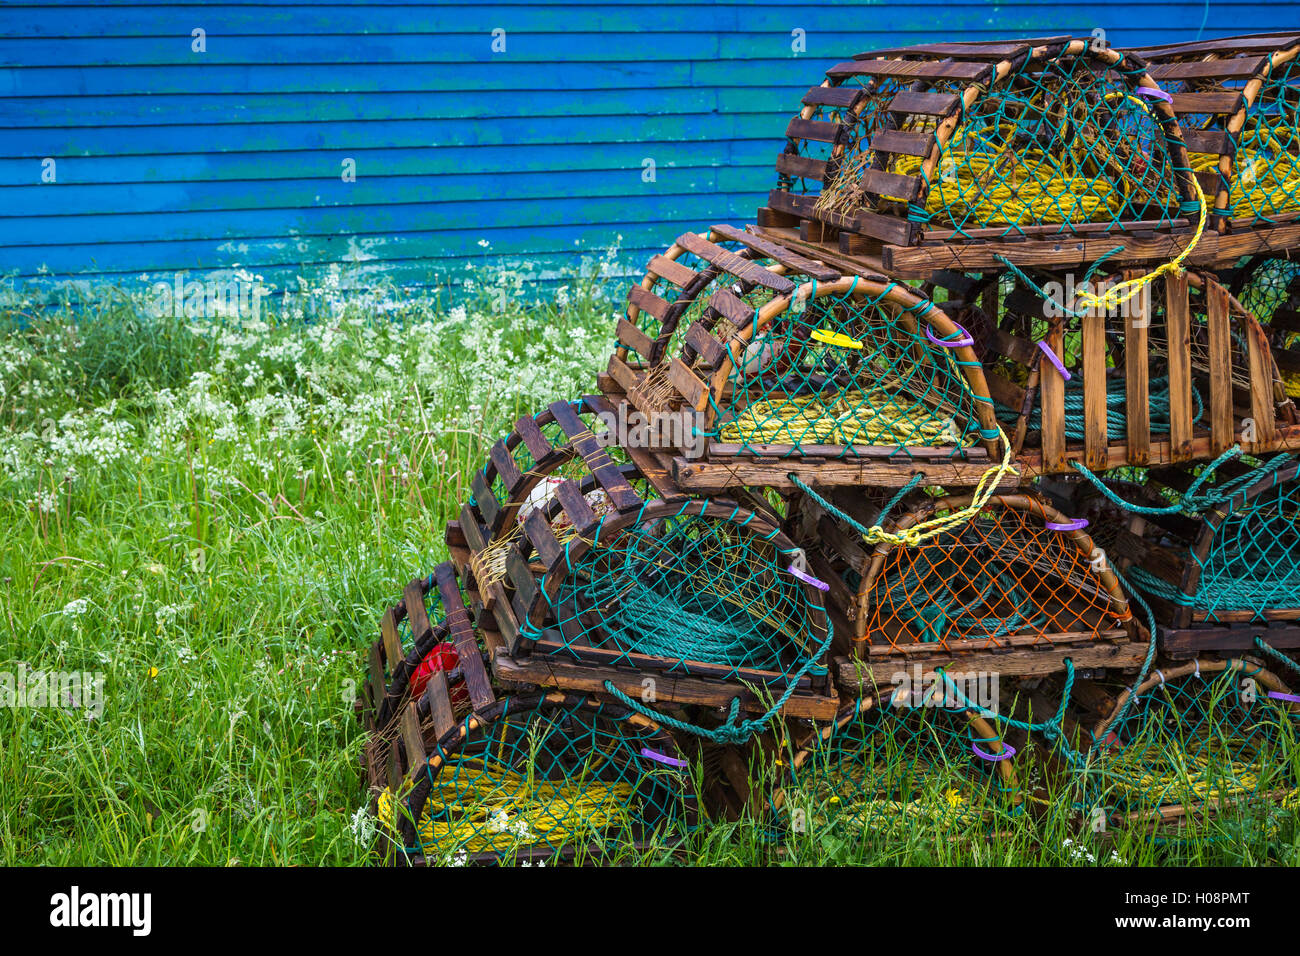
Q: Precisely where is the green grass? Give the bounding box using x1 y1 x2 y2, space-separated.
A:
1 261 1297 866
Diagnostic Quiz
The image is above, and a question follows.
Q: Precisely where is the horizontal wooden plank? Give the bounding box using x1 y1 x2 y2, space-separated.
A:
775 151 828 181
1169 90 1244 114
868 128 936 157
708 223 841 280
785 117 842 144
801 85 862 108
887 90 960 117
828 57 990 81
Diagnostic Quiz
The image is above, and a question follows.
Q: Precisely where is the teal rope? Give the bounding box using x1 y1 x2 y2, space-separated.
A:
1124 565 1196 606
1253 635 1300 680
788 473 878 539
993 247 1125 320
1070 446 1294 516
878 472 925 525
602 620 836 745
997 376 1204 441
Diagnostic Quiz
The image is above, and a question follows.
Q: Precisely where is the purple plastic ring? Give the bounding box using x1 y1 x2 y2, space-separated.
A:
925 322 975 348
1037 340 1072 381
788 563 831 592
1135 86 1173 104
972 741 1016 762
1046 517 1090 532
640 747 690 768
1267 691 1300 705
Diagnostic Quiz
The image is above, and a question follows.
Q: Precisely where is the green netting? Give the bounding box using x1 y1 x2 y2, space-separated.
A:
1238 257 1300 325
1189 57 1300 224
539 503 826 682
1195 472 1300 621
706 282 991 457
819 48 1187 237
1089 664 1297 814
787 699 1019 837
377 695 692 863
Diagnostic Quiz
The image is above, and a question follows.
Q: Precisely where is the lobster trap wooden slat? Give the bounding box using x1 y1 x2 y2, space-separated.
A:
423 669 457 740
434 563 495 712
1124 270 1152 467
675 231 796 294
1166 272 1195 461
1206 280 1235 454
801 84 863 108
709 224 841 280
1081 309 1109 471
647 253 698 289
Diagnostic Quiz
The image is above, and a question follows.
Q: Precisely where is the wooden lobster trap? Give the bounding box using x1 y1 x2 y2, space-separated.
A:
1093 457 1300 659
981 267 1296 475
359 562 499 793
374 691 698 865
1086 658 1299 833
450 412 839 720
773 696 1022 841
798 488 1146 693
1137 33 1300 239
764 36 1204 279
608 244 1018 492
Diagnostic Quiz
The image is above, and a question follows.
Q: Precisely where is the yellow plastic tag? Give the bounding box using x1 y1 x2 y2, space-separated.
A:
810 329 863 350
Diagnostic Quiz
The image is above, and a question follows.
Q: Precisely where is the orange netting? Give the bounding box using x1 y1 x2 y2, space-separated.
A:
859 497 1131 651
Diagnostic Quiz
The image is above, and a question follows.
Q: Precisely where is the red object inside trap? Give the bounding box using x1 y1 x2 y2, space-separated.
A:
410 643 467 706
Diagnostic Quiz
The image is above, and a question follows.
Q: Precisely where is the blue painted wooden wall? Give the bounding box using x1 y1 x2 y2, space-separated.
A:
1 2 1297 294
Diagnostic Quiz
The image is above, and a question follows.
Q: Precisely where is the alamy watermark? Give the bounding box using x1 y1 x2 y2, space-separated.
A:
1 663 105 716
147 273 270 321
1039 275 1152 324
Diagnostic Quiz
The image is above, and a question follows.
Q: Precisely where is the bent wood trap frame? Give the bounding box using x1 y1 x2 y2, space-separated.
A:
1087 658 1299 831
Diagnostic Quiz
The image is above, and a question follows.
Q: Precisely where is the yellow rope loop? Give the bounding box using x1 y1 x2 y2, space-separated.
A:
1073 175 1209 315
860 422 1020 549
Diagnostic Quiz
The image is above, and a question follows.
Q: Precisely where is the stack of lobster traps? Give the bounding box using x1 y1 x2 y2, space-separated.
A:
358 32 1300 864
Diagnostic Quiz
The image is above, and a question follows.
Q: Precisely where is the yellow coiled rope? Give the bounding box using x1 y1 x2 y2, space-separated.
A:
719 389 968 448
377 757 635 854
1103 741 1266 805
1190 125 1300 221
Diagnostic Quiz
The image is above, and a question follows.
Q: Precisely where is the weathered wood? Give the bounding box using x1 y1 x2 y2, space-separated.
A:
1165 273 1195 462
1161 623 1300 658
786 116 842 144
837 640 1146 688
381 607 404 670
433 563 495 712
672 456 1019 492
647 253 697 289
775 151 827 182
400 702 426 782
801 85 863 108
423 670 456 740
1124 270 1151 466
1040 323 1067 473
1081 308 1109 472
1206 280 1235 454
711 223 840 280
492 649 839 720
